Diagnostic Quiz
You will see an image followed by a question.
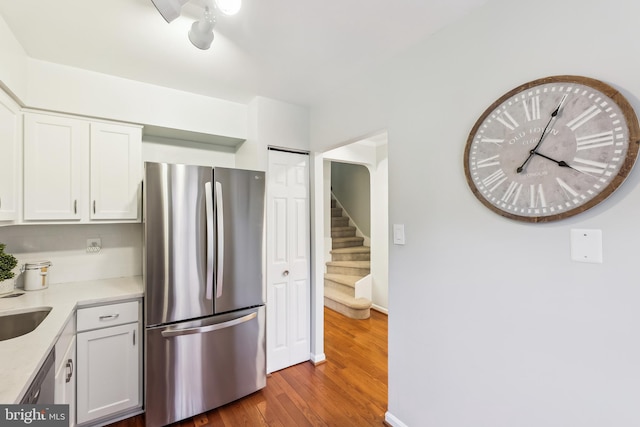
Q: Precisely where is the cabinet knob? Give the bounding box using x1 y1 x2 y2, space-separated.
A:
283 270 289 277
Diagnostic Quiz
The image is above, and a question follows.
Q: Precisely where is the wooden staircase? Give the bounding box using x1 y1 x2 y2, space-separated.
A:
324 198 372 319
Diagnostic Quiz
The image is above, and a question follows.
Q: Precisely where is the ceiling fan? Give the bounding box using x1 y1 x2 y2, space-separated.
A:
150 0 241 49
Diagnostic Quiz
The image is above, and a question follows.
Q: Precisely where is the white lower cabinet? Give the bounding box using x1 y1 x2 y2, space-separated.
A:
54 316 76 427
55 336 76 427
76 301 141 425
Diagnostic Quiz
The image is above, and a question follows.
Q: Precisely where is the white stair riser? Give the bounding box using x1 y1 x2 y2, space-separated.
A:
324 279 356 296
324 298 370 320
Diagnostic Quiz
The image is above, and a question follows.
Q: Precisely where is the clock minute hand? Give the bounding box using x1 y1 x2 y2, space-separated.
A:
516 94 568 173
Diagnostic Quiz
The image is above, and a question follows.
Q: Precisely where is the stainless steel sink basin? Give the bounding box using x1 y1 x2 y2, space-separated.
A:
0 307 52 341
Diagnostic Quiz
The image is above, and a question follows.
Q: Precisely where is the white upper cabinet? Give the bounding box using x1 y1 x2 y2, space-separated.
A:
90 123 142 220
0 90 20 222
23 112 142 223
24 113 88 221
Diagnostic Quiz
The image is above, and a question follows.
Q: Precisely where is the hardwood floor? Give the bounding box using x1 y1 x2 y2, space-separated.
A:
108 307 388 427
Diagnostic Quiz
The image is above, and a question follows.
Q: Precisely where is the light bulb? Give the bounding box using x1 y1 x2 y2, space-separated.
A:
214 0 241 16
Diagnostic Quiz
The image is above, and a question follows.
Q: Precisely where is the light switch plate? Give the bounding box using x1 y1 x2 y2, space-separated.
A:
570 229 602 263
393 224 405 245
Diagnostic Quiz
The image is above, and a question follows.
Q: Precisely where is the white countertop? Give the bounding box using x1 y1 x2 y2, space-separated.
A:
0 276 143 404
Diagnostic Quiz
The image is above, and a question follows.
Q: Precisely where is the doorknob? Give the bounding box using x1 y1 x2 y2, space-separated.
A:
283 270 289 277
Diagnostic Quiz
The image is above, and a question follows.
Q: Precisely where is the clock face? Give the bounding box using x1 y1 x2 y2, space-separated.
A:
464 75 640 222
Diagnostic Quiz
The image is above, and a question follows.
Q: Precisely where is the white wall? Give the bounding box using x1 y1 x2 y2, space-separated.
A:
25 59 247 140
0 14 27 101
331 163 371 236
0 224 141 286
142 136 236 168
310 0 640 426
237 96 310 171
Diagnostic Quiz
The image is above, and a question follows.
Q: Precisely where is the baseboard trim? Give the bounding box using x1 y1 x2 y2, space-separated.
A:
372 304 388 315
310 352 326 365
384 411 408 427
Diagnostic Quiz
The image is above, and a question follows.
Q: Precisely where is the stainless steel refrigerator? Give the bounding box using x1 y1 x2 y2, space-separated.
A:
143 162 266 427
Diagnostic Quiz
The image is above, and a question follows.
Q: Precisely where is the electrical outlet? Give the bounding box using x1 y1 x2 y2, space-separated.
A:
87 238 102 253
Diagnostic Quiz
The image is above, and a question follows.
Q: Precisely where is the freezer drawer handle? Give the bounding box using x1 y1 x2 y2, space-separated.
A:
160 312 257 338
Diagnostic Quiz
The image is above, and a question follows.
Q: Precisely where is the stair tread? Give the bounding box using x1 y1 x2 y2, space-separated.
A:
331 246 370 254
331 226 355 231
327 260 370 268
324 273 363 286
324 287 372 309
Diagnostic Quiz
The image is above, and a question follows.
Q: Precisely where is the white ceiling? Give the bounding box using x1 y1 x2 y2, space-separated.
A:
0 0 488 107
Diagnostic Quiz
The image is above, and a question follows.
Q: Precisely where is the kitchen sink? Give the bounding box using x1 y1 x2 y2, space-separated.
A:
0 307 52 341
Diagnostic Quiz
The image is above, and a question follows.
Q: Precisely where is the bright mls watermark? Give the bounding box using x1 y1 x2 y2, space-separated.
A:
0 405 69 427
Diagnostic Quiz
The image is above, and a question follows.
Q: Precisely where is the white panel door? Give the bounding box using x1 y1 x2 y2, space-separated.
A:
76 323 140 424
0 90 19 222
267 150 310 373
23 113 89 220
90 123 142 220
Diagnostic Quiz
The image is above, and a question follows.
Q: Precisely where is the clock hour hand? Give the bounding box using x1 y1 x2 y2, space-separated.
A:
532 151 581 172
516 94 568 173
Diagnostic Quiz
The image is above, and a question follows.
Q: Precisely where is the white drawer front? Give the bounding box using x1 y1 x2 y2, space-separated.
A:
77 301 139 331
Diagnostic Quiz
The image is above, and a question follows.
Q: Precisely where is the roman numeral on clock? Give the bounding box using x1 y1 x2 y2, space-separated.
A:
566 105 601 131
481 169 507 191
529 184 546 208
523 96 540 122
480 137 504 146
501 181 522 204
496 111 519 130
556 177 579 199
476 154 500 168
575 130 614 151
572 157 608 174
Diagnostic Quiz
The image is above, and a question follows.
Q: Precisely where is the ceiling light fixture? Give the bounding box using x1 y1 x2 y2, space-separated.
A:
188 5 216 50
150 0 190 23
150 0 242 50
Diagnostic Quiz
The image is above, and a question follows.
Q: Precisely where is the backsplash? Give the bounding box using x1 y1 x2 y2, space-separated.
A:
0 223 142 287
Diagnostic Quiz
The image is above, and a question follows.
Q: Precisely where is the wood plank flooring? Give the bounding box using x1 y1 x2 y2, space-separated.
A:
108 307 388 427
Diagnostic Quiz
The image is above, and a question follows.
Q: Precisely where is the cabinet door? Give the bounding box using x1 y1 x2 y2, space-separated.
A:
90 123 141 220
76 323 140 424
0 90 19 222
23 114 89 220
54 336 76 427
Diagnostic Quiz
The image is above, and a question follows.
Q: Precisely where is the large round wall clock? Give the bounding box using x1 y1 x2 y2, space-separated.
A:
464 75 640 222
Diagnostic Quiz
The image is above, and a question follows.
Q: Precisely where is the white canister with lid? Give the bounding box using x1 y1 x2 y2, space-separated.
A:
22 261 52 291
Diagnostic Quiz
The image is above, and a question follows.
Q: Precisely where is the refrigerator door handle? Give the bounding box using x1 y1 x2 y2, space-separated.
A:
205 181 214 300
160 312 257 338
215 181 225 298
